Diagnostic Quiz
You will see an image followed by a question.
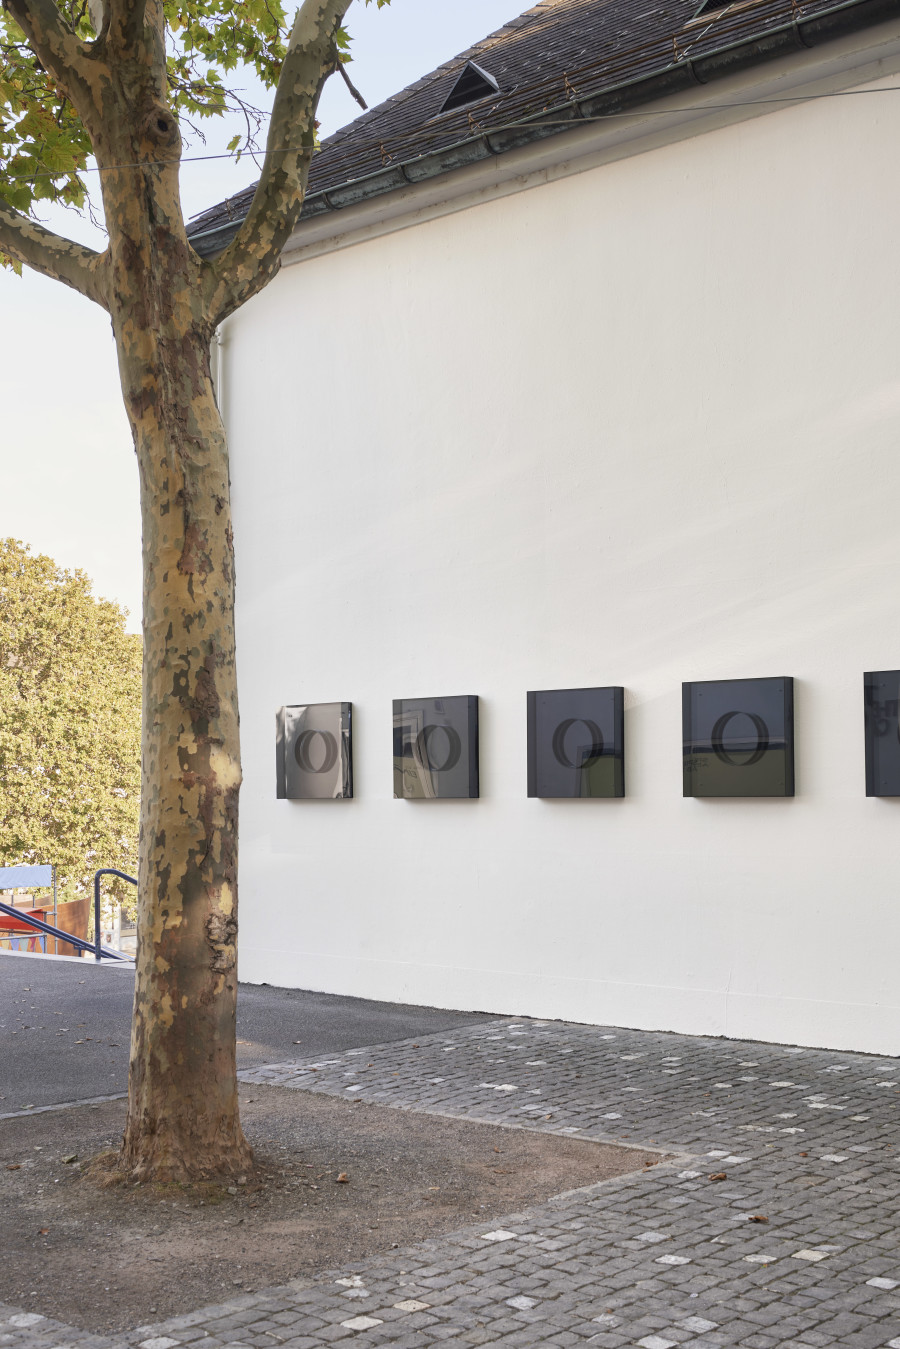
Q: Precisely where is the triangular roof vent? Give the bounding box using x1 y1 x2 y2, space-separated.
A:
440 61 500 114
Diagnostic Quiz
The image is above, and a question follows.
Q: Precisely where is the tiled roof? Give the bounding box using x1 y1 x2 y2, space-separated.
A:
188 0 895 247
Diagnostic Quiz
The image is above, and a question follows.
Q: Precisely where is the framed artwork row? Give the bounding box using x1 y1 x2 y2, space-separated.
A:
275 671 900 801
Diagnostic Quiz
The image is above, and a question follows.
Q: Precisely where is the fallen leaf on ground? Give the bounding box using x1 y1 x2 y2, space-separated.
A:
748 1215 769 1223
6 1164 21 1171
336 1173 349 1183
709 1172 727 1181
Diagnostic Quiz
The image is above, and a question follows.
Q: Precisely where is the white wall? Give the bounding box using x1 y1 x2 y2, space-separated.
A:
222 57 900 1054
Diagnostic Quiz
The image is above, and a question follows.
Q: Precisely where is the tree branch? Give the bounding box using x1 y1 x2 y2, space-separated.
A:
0 198 109 308
104 0 149 52
338 59 367 111
4 0 99 121
200 0 350 325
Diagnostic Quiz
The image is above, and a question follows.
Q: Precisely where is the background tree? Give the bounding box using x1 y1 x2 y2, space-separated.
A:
0 537 141 911
0 0 387 1183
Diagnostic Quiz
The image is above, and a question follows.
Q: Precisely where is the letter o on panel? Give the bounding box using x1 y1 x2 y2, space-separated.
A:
295 728 339 776
711 711 769 767
551 718 604 770
417 724 462 774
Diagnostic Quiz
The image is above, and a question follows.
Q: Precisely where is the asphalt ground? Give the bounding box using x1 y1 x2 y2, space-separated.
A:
0 951 492 1114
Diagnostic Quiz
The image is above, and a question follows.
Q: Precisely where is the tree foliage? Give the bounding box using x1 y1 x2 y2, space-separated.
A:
0 538 141 909
0 0 388 269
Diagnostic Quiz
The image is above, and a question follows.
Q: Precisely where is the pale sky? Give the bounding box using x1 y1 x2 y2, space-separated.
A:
0 0 520 631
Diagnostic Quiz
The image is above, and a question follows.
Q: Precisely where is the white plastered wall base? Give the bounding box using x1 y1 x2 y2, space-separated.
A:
237 943 900 1056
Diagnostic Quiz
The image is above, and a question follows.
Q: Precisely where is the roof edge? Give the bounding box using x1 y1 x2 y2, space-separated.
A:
187 0 897 258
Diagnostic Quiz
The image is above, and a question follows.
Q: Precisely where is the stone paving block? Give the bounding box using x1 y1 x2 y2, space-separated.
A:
10 1020 900 1349
307 1326 353 1343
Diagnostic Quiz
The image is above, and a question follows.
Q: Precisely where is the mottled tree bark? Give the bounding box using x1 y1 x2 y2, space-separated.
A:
91 13 252 1181
119 331 248 1180
0 0 353 1181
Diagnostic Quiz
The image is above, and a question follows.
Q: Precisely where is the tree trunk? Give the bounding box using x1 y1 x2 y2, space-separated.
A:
104 140 251 1182
0 0 356 1187
118 321 250 1181
0 0 355 1186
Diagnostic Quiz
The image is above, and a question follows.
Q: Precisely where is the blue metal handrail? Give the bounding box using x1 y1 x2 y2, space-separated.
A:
93 869 138 962
0 898 131 961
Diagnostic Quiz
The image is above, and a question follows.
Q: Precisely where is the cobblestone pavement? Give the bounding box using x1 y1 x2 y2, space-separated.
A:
5 1017 900 1349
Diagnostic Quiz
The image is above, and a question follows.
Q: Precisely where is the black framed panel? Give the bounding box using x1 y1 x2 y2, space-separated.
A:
527 687 624 798
393 696 479 799
683 677 794 798
276 702 353 800
864 670 900 796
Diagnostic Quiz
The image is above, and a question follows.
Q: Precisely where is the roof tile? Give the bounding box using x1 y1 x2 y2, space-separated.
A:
188 0 885 241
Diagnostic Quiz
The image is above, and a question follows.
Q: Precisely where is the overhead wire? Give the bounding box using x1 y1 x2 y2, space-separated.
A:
251 0 895 187
0 0 885 195
3 82 900 184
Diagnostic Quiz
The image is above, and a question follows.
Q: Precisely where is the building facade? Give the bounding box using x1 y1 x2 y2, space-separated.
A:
199 0 900 1055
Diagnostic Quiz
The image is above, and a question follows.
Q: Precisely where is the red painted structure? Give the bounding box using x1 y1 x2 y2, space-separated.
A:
0 904 52 953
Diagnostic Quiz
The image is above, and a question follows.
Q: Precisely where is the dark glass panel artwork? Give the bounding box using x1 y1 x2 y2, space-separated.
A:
864 671 900 796
276 702 353 800
393 696 479 799
683 677 794 797
527 687 624 798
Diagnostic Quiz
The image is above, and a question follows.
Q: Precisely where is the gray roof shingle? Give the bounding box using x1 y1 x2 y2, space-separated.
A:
188 0 896 251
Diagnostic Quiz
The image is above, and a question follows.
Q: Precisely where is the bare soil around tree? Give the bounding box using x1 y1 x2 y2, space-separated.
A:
0 1086 662 1335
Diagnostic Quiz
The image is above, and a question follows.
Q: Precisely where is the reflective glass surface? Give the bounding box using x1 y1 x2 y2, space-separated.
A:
393 696 479 799
276 702 353 800
527 687 624 798
864 671 900 796
683 677 794 797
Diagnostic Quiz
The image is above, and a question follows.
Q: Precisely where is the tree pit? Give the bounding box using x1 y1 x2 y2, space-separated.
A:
0 1085 664 1334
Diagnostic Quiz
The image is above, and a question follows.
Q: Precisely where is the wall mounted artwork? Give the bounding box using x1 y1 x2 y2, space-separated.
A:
683 677 794 797
393 696 479 799
276 703 353 800
864 671 900 796
527 687 624 798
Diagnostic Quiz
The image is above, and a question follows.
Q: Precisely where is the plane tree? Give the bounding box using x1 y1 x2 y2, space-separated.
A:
0 0 387 1182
